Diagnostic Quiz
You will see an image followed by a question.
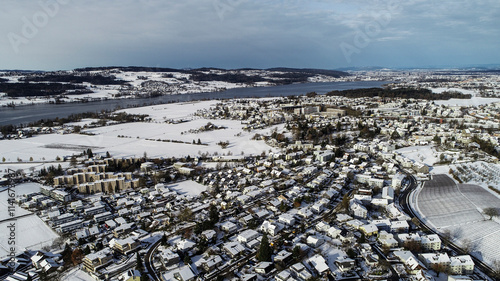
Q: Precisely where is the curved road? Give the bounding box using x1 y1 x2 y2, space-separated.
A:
397 174 496 279
145 237 163 281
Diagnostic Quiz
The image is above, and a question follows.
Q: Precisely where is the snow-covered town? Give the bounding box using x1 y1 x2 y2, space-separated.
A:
2 72 500 281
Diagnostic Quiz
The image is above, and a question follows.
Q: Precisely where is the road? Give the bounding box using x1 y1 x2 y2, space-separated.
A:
144 236 163 281
397 173 497 279
144 223 196 281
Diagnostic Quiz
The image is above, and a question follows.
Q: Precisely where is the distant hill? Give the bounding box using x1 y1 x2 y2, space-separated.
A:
0 66 350 98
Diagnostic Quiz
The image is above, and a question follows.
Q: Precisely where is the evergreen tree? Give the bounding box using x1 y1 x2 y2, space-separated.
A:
61 244 72 265
161 233 168 246
87 148 93 158
292 246 302 262
136 252 144 271
208 205 219 226
256 233 272 262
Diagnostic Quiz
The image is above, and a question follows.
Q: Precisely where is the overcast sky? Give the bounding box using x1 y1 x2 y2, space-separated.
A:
1 0 499 70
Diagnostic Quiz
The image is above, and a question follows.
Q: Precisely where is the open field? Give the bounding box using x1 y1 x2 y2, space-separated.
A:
166 180 207 197
0 183 59 259
0 101 281 162
396 145 438 166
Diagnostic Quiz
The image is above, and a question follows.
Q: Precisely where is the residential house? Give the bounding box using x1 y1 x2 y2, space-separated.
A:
274 250 293 266
260 220 284 236
255 262 274 274
378 231 398 248
159 248 180 267
418 253 451 271
220 221 238 233
421 234 441 251
335 257 355 272
306 236 324 248
349 199 367 219
359 223 378 236
390 220 409 233
449 255 474 275
111 237 140 255
237 229 260 245
278 213 296 226
223 241 246 258
82 248 113 273
291 262 313 280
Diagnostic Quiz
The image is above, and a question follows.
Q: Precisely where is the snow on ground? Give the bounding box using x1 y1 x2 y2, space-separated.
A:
167 180 206 197
429 164 451 175
117 100 217 121
449 161 500 195
415 174 500 265
396 145 438 166
0 162 70 178
0 135 95 163
64 118 101 127
62 267 96 281
431 87 500 106
0 182 59 259
0 102 280 162
431 87 477 96
0 88 120 107
0 183 39 220
0 214 59 258
64 88 120 101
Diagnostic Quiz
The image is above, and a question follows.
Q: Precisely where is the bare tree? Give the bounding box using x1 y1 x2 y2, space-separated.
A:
483 207 499 220
441 229 452 247
492 260 500 280
461 238 473 253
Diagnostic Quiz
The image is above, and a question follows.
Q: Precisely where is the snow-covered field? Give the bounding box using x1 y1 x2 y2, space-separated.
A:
0 162 70 178
167 180 207 197
0 101 281 162
396 145 438 166
450 161 500 194
117 100 216 121
0 183 59 259
62 267 95 281
64 118 101 127
416 175 500 265
431 87 500 106
0 71 271 107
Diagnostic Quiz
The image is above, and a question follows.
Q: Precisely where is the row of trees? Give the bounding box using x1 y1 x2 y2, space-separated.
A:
326 87 472 100
21 73 127 85
0 82 90 97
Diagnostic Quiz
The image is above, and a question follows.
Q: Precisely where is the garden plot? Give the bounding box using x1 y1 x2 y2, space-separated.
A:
450 161 500 194
416 174 500 265
458 184 500 209
445 221 500 264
